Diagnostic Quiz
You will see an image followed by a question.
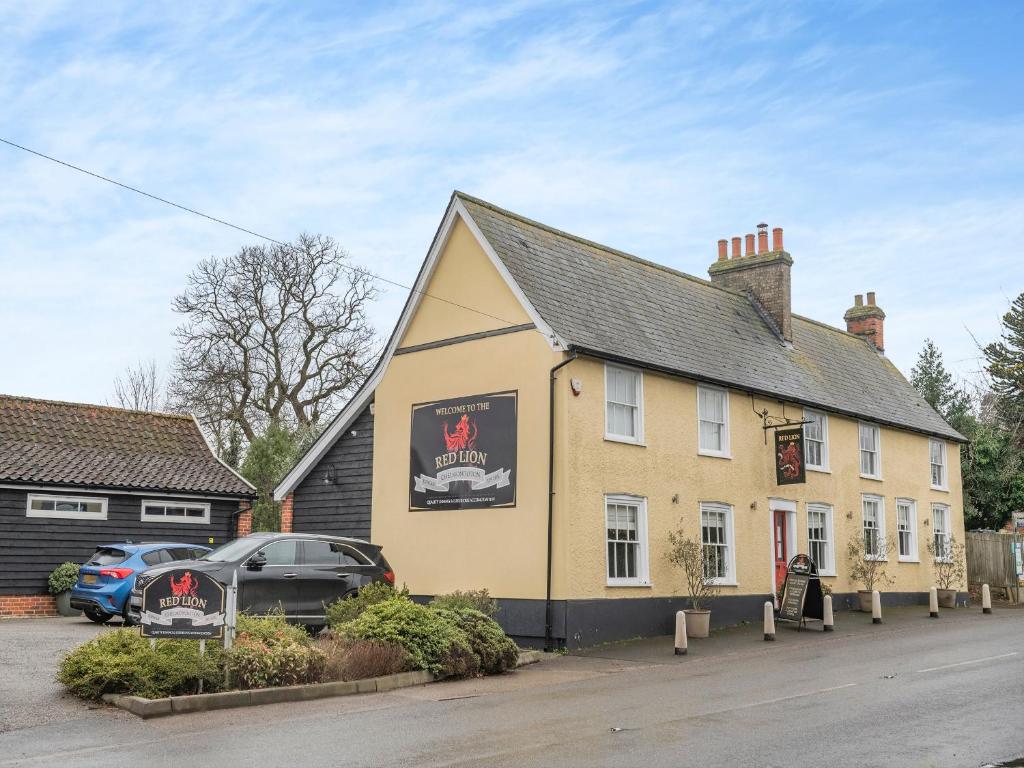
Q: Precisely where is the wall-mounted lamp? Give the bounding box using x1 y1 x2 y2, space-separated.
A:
923 519 930 527
671 494 679 505
845 510 854 520
324 465 337 485
570 378 583 396
750 501 757 510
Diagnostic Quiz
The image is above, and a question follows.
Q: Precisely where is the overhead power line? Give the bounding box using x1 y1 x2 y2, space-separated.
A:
0 136 527 329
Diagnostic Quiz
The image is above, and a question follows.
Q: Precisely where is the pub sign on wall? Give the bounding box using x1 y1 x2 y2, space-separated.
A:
409 390 517 510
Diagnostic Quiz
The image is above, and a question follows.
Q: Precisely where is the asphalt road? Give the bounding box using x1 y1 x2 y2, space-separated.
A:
1 608 1022 767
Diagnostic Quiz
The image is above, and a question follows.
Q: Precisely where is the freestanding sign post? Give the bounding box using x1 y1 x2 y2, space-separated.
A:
139 568 227 640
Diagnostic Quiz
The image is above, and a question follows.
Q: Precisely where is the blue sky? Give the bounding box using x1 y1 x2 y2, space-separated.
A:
2 1 1022 406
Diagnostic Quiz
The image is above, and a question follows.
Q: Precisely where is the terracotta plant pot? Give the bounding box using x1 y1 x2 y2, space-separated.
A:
936 588 957 609
54 591 79 617
857 590 873 612
684 609 711 638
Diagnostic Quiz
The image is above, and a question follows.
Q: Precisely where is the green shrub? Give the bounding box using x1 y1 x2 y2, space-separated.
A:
48 562 80 595
342 599 477 678
438 608 519 675
227 613 325 689
429 589 498 617
325 581 410 627
58 628 221 700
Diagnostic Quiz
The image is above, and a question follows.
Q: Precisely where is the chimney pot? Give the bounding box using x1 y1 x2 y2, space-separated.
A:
709 222 793 343
866 291 876 306
845 292 886 353
854 294 864 307
772 227 783 251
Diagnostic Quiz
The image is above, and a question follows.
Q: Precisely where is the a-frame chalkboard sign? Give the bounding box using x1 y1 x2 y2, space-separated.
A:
777 554 824 630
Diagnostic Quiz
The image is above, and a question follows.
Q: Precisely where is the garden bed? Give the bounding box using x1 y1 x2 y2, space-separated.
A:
58 585 533 715
102 651 543 718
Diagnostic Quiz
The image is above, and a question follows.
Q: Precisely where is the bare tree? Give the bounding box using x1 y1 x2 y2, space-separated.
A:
111 360 164 412
168 233 377 445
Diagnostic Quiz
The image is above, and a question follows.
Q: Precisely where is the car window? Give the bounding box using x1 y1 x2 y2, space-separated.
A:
258 539 299 566
189 548 208 559
303 540 367 566
166 547 191 561
141 551 163 566
87 548 127 566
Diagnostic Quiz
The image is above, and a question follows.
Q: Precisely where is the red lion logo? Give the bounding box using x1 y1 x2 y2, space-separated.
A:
777 442 802 479
169 571 198 598
443 413 478 452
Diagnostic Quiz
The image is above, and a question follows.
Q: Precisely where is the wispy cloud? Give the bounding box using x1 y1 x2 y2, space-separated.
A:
1 0 1021 402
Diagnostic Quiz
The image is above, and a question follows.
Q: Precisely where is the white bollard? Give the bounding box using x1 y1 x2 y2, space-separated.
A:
763 601 776 641
823 594 834 632
871 590 882 624
929 587 939 618
982 584 992 614
674 611 688 655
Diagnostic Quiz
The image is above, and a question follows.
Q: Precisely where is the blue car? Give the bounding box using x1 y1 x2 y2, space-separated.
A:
70 542 211 624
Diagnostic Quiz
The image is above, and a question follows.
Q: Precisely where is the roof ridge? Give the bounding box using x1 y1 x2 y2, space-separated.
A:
0 393 192 421
454 191 749 300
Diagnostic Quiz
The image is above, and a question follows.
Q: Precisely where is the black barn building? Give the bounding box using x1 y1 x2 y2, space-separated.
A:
0 395 255 616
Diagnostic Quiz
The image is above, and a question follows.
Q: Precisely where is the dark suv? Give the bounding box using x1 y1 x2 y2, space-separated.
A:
127 533 394 631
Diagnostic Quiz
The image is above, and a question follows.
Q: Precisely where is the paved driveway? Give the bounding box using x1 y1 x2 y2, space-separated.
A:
0 616 133 733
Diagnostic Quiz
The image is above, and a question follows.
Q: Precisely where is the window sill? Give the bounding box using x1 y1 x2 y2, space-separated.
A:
708 579 738 587
606 580 651 588
898 557 920 564
930 486 949 493
818 571 837 578
807 465 831 474
698 450 732 459
860 474 883 482
864 556 888 562
604 434 645 447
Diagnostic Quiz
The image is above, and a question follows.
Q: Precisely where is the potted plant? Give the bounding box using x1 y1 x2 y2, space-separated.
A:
847 532 894 611
666 527 720 638
928 535 966 608
48 562 81 617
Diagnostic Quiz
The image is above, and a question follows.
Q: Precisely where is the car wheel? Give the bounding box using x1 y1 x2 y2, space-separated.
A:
84 608 112 624
121 607 136 626
304 624 325 637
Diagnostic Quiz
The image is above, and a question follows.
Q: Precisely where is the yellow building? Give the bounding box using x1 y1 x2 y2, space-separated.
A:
275 193 966 648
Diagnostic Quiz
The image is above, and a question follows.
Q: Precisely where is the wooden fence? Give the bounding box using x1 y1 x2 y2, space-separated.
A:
966 531 1022 602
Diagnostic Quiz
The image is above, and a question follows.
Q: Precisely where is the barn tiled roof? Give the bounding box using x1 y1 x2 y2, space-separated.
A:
457 193 963 442
0 395 255 496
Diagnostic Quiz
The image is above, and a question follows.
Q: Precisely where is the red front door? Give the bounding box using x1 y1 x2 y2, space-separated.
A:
774 510 788 595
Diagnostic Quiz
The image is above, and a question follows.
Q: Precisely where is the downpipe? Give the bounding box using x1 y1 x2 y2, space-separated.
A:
545 351 577 652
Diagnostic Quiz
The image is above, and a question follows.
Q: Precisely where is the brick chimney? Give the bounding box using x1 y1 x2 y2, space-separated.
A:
844 292 885 352
708 222 793 342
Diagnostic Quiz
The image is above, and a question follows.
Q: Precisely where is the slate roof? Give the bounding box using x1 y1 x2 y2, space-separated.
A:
458 193 963 442
0 395 256 496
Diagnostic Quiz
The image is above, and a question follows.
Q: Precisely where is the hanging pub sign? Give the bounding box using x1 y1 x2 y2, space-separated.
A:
140 569 226 639
774 427 806 485
409 390 517 511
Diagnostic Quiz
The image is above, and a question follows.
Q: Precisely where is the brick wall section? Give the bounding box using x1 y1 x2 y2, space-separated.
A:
708 251 793 341
0 594 57 617
236 501 253 537
280 493 294 533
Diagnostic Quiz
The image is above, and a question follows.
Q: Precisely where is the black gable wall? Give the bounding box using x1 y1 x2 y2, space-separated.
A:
292 404 373 539
0 488 238 595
